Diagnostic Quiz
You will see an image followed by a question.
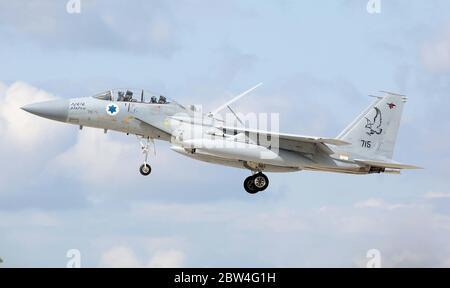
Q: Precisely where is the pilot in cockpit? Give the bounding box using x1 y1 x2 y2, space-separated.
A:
124 90 133 102
150 96 158 104
117 91 125 101
158 95 167 104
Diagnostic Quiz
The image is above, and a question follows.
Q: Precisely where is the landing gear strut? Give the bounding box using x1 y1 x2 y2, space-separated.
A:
138 136 155 176
244 172 269 194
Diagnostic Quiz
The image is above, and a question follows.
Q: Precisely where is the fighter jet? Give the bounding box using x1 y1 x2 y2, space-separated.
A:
21 84 421 194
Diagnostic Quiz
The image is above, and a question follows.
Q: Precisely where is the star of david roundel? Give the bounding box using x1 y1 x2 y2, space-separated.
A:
106 103 119 116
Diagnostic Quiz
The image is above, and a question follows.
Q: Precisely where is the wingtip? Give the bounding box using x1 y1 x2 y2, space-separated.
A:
320 138 352 146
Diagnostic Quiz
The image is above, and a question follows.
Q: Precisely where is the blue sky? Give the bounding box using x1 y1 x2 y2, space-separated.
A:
0 0 450 267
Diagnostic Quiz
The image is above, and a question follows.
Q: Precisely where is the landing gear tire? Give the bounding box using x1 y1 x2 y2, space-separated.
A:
244 173 269 194
253 173 269 192
139 164 152 176
244 176 259 194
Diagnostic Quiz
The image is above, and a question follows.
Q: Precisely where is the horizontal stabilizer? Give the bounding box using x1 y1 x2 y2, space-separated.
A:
354 159 423 170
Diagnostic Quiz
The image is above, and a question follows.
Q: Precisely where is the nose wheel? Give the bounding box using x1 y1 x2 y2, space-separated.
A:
140 164 152 176
244 172 269 194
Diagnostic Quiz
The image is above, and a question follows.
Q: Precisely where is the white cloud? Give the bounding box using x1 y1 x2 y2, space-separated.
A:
49 127 205 190
424 191 450 199
100 246 141 268
0 210 60 228
51 128 136 186
0 82 7 96
130 202 236 223
354 198 410 210
0 81 67 151
100 246 185 268
0 81 73 192
422 24 450 73
148 250 185 268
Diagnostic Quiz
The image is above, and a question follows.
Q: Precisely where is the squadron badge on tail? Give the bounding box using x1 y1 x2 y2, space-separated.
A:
365 107 383 136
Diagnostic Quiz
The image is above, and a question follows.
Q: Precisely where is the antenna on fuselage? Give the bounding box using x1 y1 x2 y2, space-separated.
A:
208 83 263 126
209 82 262 117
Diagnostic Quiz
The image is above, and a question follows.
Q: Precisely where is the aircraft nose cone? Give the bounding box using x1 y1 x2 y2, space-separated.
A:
21 99 69 122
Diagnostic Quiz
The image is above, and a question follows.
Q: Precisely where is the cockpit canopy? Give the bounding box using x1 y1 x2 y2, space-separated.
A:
93 89 171 104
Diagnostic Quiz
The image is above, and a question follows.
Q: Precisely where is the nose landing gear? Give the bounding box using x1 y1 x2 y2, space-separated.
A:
138 136 155 176
244 172 269 194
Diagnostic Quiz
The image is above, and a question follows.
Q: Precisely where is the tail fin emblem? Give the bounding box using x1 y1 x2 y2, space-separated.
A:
365 107 383 136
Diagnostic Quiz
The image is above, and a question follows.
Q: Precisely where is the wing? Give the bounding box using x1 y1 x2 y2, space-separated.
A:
218 125 350 154
132 110 172 140
354 159 423 170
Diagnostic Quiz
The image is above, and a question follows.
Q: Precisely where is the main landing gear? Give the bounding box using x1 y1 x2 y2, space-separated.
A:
138 137 154 176
244 172 269 194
